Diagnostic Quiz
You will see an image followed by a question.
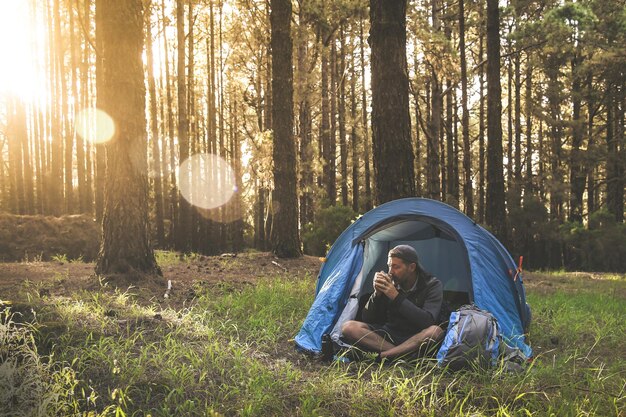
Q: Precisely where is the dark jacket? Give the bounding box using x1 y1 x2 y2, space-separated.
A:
361 274 443 336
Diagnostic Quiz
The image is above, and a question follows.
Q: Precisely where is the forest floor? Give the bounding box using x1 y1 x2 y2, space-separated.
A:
0 251 323 309
1 252 624 416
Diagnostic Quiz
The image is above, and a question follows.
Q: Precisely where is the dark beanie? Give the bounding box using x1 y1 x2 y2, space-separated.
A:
389 245 419 265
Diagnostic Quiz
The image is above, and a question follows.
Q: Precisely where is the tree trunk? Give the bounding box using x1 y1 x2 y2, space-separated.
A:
569 55 585 223
606 88 624 222
297 16 313 227
54 0 74 214
585 74 596 214
95 0 160 277
485 0 507 242
477 7 486 223
146 4 165 246
618 86 625 222
459 0 473 217
538 119 545 201
370 0 415 205
359 19 373 211
506 53 513 198
7 98 26 214
49 0 64 215
231 92 245 251
329 38 338 206
350 39 360 213
161 0 177 246
320 37 332 204
428 0 442 202
338 27 348 207
513 51 522 208
444 11 457 207
70 1 87 215
176 0 190 251
547 65 563 221
81 0 93 215
270 0 301 258
34 101 46 214
524 59 533 199
445 79 457 206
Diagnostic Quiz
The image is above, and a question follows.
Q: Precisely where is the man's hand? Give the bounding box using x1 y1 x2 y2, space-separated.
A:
373 272 399 300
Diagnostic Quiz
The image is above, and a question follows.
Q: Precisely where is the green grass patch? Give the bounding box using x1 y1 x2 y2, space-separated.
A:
2 270 625 416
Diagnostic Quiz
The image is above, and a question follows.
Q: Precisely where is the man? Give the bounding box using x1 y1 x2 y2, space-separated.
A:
341 244 444 360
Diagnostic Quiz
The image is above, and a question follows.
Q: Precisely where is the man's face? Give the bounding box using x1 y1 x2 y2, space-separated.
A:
387 256 415 287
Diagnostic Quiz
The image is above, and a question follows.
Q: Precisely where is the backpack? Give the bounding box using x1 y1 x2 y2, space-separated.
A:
436 305 501 371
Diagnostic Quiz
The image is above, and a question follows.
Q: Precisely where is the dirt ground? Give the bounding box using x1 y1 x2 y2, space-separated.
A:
0 251 330 375
2 255 623 373
0 252 324 309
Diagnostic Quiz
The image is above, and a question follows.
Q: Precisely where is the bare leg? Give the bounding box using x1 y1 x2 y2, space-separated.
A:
341 320 396 352
379 325 444 359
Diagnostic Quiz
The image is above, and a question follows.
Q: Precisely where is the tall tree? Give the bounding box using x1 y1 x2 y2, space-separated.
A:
370 0 415 204
296 12 313 228
524 57 533 199
350 36 360 213
269 0 301 258
95 0 160 277
485 0 507 242
145 3 165 246
359 18 373 211
477 4 486 223
338 27 349 207
459 0 473 216
427 0 442 201
176 0 190 251
94 0 106 222
7 98 26 214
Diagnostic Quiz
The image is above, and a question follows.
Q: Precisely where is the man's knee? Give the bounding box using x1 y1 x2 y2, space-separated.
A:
422 325 444 343
341 320 365 340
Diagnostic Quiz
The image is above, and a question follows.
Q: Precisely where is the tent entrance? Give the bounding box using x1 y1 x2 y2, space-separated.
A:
357 217 473 306
329 217 472 346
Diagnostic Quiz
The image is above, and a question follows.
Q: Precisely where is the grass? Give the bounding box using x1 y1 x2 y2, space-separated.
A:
154 250 201 267
1 265 625 416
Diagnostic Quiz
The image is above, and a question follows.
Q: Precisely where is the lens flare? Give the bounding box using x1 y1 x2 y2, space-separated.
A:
178 153 237 210
75 108 116 144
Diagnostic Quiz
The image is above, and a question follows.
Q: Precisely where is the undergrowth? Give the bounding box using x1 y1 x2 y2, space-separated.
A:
1 268 624 416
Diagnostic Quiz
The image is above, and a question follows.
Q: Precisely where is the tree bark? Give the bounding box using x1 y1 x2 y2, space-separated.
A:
350 37 360 213
606 88 624 222
320 36 332 204
547 65 563 221
270 0 301 258
428 0 441 201
339 27 349 207
478 6 486 223
585 74 596 215
7 98 26 214
569 54 585 223
54 0 74 214
296 16 313 227
329 38 338 206
161 0 177 246
359 19 373 211
49 0 64 215
513 51 522 208
95 0 160 277
70 1 87 215
459 0 473 217
145 4 165 246
524 59 533 200
370 0 415 205
176 0 190 251
485 0 507 242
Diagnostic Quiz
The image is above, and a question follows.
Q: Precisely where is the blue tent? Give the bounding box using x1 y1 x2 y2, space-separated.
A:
295 198 532 358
